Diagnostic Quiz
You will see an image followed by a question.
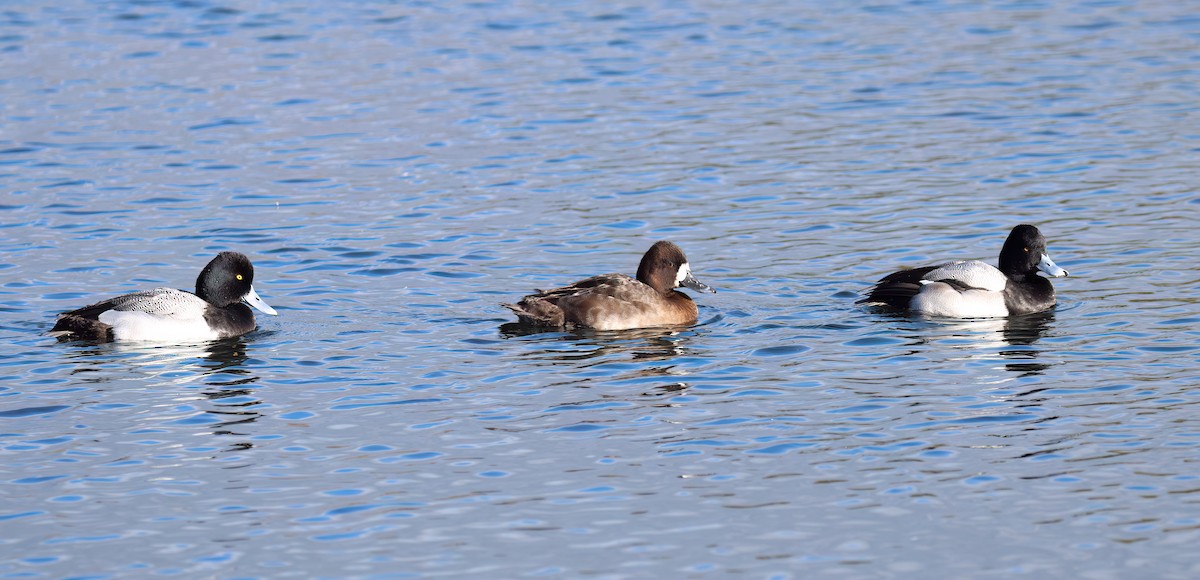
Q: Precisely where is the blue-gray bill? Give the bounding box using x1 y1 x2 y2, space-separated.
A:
681 273 716 293
1038 254 1068 278
244 286 278 315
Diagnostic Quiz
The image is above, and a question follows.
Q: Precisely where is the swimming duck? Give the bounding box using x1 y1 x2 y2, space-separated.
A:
859 224 1068 317
51 251 277 342
503 240 715 330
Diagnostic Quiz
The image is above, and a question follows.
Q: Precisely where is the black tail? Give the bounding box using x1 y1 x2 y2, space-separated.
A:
49 315 114 342
858 266 937 309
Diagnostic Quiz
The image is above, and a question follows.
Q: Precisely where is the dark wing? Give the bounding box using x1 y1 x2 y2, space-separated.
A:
502 274 634 328
858 266 939 308
532 274 624 298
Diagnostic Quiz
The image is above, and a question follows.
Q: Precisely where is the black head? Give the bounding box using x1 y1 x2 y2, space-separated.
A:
195 252 258 307
635 241 715 294
998 224 1068 279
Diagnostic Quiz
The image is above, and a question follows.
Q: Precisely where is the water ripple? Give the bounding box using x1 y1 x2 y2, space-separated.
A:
1 0 1198 578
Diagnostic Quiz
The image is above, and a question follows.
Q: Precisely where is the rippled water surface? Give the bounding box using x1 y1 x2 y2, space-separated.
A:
3 0 1199 577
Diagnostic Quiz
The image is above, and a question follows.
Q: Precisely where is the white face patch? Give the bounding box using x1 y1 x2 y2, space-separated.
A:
675 262 691 286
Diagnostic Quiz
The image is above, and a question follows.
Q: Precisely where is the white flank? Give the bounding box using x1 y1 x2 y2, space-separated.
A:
99 310 220 342
911 284 1009 318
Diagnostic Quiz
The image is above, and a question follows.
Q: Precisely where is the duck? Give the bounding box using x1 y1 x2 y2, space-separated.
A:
859 224 1068 317
503 240 715 331
50 251 277 342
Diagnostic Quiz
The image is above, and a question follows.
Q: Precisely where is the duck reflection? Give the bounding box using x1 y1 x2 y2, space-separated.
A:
190 338 264 440
500 322 694 362
198 337 252 374
999 311 1055 375
61 336 264 448
871 308 1056 376
1001 310 1055 346
499 322 697 398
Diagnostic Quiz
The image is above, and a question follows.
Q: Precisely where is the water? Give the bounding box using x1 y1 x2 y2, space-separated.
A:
3 0 1199 577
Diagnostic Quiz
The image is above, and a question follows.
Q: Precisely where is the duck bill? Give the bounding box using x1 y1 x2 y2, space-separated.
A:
1038 254 1068 278
244 285 278 315
681 273 716 294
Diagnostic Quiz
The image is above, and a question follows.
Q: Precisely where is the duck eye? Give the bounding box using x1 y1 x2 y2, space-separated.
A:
1023 247 1029 253
236 274 244 281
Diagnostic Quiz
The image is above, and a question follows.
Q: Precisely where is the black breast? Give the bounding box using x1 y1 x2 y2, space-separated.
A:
1002 276 1057 315
202 303 257 339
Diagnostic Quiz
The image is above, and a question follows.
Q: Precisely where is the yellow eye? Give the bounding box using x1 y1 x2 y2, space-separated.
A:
236 274 244 281
1023 247 1029 253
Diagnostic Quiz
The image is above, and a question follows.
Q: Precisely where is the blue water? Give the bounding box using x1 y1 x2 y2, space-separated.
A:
3 1 1200 577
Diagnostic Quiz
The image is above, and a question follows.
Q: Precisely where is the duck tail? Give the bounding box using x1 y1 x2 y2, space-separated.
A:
502 299 565 328
49 315 114 342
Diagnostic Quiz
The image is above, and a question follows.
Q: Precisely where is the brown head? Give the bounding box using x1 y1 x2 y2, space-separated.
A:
635 241 716 295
